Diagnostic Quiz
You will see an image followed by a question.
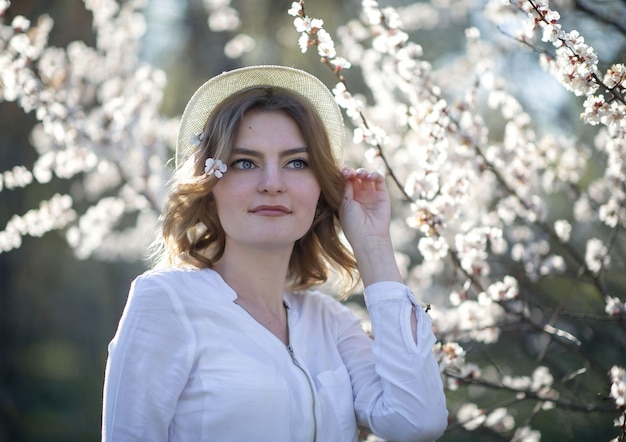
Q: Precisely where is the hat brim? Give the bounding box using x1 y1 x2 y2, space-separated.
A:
176 65 345 169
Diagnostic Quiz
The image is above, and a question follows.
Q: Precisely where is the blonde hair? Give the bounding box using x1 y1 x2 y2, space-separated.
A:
151 87 358 297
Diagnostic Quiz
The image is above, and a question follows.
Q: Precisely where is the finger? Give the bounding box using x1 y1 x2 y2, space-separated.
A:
354 168 385 191
355 168 369 180
354 168 383 180
343 167 371 193
367 170 386 191
341 167 356 180
351 169 368 190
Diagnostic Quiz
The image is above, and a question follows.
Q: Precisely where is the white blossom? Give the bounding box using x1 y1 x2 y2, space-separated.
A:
287 2 302 17
0 1 10 15
512 426 541 442
605 296 626 317
553 219 572 242
298 32 310 53
584 238 610 273
224 33 255 59
598 198 623 228
208 7 240 32
0 194 76 253
486 276 519 301
485 407 515 432
316 28 336 58
457 403 485 431
330 56 351 70
293 16 323 33
417 235 449 261
609 366 626 408
204 158 227 178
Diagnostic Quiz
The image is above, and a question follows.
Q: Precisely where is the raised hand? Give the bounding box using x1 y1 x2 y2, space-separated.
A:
339 167 403 286
339 167 391 242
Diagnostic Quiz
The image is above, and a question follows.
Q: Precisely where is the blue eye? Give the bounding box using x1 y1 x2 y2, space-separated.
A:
288 159 308 169
232 159 255 169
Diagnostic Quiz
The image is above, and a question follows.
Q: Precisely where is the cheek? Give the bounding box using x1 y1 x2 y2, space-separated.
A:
305 183 322 214
212 175 248 199
211 183 241 217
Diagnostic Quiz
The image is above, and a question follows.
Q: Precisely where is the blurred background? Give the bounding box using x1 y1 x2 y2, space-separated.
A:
1 0 625 441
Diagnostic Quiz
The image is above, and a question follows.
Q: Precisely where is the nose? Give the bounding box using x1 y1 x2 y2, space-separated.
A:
257 163 286 193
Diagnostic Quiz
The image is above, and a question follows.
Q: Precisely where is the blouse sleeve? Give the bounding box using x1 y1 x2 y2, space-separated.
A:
102 274 195 441
338 281 448 442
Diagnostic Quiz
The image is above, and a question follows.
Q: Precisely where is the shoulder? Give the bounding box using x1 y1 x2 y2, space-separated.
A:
134 267 222 289
287 288 342 309
286 289 360 324
286 290 370 344
135 267 203 287
129 267 233 306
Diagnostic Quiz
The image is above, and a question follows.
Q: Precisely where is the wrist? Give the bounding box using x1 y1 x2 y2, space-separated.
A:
352 236 403 287
351 234 394 257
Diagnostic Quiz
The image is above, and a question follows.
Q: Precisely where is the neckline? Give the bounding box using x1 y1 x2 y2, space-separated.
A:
200 267 294 310
233 298 291 346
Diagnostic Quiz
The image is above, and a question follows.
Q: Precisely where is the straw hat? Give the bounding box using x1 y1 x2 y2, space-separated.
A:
175 65 345 169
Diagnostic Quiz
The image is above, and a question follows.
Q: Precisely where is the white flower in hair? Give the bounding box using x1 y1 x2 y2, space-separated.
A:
204 158 227 178
189 130 205 147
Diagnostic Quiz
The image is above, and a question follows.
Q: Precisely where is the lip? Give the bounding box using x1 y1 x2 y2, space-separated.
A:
249 205 292 216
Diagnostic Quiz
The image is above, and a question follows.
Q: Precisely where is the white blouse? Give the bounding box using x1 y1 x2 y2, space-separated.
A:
102 268 448 442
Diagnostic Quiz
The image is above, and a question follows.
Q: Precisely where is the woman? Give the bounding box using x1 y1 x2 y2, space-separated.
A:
102 65 448 442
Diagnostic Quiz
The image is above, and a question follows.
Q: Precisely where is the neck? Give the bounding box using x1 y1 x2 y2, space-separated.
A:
213 243 292 345
213 242 293 314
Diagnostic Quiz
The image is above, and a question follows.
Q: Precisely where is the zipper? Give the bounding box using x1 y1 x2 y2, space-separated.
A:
234 298 318 440
286 344 318 442
285 304 317 442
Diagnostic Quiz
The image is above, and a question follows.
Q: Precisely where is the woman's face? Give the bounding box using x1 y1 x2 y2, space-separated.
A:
211 109 322 251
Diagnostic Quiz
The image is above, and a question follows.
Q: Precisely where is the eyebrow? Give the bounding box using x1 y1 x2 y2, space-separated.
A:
231 147 309 158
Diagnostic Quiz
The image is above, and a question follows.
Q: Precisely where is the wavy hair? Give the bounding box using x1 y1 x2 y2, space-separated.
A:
150 86 358 297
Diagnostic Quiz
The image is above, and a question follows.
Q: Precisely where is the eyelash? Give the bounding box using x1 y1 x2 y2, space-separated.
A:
231 159 256 170
287 158 308 169
230 158 309 170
